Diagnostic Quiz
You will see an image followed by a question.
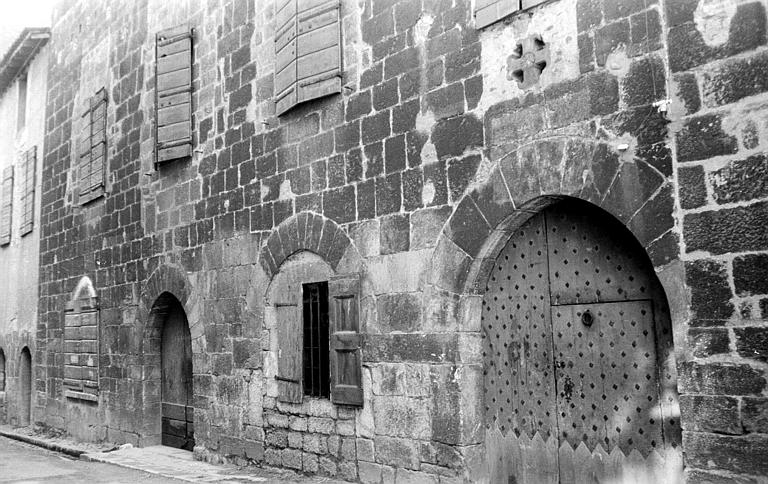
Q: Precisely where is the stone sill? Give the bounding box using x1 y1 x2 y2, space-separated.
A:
64 390 98 403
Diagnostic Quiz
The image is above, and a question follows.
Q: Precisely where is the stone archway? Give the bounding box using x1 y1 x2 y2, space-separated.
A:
424 135 687 481
137 263 201 447
480 199 681 483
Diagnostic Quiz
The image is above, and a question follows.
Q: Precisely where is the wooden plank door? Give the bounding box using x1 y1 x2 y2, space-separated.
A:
19 347 31 426
161 303 194 450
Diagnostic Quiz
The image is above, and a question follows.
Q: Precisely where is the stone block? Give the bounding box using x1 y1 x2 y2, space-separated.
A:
380 213 410 255
622 55 665 107
374 436 420 469
703 50 768 107
432 114 483 160
359 461 383 484
375 173 402 216
308 416 335 434
684 259 734 324
679 362 766 395
323 186 356 225
683 432 768 476
339 461 358 481
377 293 422 332
362 110 391 145
679 395 742 435
710 154 768 205
281 448 302 470
667 2 767 73
357 437 375 462
289 416 308 432
676 113 738 163
423 160 448 207
411 206 452 250
364 333 458 364
688 328 730 358
678 165 706 209
288 431 303 448
742 397 768 433
374 396 431 440
734 327 768 362
337 420 355 436
318 455 338 476
684 201 768 255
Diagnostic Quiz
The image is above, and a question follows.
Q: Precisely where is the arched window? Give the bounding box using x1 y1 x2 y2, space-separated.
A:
63 277 99 402
0 348 5 392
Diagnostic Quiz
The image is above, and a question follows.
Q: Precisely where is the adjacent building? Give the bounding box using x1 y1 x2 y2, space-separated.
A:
0 0 765 482
0 27 49 427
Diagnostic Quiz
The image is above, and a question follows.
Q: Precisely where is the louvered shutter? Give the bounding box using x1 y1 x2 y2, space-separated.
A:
19 146 35 236
0 166 13 245
275 0 341 116
276 301 303 403
155 25 193 166
475 0 519 28
78 89 106 205
329 274 363 406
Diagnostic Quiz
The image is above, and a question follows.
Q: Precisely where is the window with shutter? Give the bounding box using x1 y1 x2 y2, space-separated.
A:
155 25 193 166
63 297 100 402
0 166 13 245
276 301 303 403
78 89 107 205
329 274 363 406
274 0 341 116
475 0 548 28
19 146 36 236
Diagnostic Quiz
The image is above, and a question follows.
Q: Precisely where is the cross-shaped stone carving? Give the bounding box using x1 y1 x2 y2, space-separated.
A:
506 34 550 90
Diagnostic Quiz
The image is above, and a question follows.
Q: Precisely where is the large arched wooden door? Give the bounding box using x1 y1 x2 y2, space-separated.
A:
19 347 31 426
482 202 681 483
160 296 194 450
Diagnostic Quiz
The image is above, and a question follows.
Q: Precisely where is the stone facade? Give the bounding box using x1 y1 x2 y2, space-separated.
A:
0 29 49 427
9 0 768 482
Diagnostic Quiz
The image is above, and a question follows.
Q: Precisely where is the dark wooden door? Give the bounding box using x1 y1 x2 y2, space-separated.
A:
161 301 194 450
19 347 31 426
482 204 681 483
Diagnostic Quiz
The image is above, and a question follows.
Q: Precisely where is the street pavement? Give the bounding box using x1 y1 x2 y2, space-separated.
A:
0 435 183 483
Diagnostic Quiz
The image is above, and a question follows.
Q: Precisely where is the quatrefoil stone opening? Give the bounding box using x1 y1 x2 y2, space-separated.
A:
507 34 550 89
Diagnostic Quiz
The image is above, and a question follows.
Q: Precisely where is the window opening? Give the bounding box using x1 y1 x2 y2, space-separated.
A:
17 74 27 133
303 281 330 398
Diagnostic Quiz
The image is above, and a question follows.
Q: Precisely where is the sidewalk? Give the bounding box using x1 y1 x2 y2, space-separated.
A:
0 425 346 483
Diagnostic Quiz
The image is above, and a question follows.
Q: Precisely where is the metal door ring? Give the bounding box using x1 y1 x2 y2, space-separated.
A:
581 310 594 327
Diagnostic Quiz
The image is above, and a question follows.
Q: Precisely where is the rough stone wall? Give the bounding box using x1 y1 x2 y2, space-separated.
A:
665 0 768 481
34 0 768 482
0 42 48 427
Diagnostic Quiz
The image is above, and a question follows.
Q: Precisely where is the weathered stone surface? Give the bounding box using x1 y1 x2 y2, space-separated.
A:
684 201 768 255
703 50 768 107
376 293 422 332
673 72 700 115
734 327 768 362
373 396 431 439
622 55 665 107
410 206 452 250
667 2 767 73
364 334 458 364
688 328 730 358
733 254 768 296
678 165 706 209
742 397 768 433
709 154 768 205
374 436 419 469
380 213 410 255
676 113 738 163
684 259 735 324
431 114 483 160
679 362 766 395
679 395 742 435
683 432 768 476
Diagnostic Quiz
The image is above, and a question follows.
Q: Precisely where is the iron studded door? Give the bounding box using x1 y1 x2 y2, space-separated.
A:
482 205 681 484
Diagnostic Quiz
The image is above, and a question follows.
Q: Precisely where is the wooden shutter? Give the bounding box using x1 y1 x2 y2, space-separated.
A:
329 274 363 406
0 166 13 245
275 0 341 116
155 25 193 166
475 0 519 28
276 302 303 403
79 89 106 204
19 146 36 235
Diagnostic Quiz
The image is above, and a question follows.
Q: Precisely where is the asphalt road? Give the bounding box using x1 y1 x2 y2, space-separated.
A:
0 436 184 483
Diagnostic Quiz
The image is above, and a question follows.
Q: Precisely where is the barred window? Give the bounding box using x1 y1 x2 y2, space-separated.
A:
302 282 330 398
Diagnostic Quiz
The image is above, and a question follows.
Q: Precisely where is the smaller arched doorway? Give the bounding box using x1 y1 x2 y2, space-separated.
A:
152 293 194 450
19 347 32 426
0 348 6 391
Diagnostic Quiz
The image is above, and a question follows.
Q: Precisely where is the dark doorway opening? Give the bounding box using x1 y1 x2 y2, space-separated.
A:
19 347 31 426
155 293 194 450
